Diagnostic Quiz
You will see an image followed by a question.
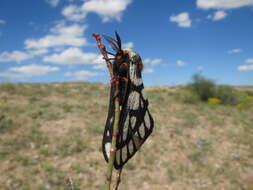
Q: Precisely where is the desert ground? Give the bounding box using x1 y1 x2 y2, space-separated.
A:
0 82 253 190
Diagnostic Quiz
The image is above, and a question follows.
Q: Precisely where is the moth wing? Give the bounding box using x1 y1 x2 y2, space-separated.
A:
114 53 154 169
114 90 154 169
102 85 115 162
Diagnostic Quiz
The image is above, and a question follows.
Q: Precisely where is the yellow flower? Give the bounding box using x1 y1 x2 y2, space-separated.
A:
208 98 221 104
237 102 246 110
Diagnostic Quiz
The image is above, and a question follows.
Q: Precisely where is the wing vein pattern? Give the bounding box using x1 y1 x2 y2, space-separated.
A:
102 50 154 169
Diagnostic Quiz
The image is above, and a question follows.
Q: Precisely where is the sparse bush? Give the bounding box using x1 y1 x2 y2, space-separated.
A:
214 85 240 105
190 74 216 101
243 90 253 96
236 96 253 110
189 74 244 105
62 103 73 113
0 114 12 132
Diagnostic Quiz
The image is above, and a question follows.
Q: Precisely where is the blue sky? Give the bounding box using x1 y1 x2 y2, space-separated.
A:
0 0 253 86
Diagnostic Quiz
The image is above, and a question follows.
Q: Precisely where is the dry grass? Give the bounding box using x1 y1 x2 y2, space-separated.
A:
0 82 253 190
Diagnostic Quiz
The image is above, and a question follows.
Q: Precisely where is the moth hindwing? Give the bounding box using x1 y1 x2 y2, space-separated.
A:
102 49 154 169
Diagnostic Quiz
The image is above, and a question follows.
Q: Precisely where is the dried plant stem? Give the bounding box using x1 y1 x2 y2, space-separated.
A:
113 169 122 190
92 33 113 78
92 33 122 190
104 95 121 190
65 177 75 190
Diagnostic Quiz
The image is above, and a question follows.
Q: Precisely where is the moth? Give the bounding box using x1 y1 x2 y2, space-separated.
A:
102 32 154 169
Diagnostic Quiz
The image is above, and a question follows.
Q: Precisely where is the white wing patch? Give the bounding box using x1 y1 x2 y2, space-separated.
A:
129 62 143 86
130 116 136 128
128 91 140 110
105 142 111 158
121 146 128 162
110 117 113 124
122 114 129 141
144 112 151 129
123 124 128 141
128 140 134 154
139 123 145 138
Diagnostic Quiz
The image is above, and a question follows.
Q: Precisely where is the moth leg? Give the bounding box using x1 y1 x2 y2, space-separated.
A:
113 168 123 190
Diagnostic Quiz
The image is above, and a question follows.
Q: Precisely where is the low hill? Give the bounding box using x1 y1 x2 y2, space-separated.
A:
0 83 252 190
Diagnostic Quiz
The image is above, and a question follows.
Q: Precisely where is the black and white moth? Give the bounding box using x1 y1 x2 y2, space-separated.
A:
102 32 154 169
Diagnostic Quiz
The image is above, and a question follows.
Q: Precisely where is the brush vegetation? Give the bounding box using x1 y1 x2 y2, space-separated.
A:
0 81 253 190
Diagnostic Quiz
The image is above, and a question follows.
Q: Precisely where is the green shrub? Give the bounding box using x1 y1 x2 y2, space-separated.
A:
189 74 243 105
0 114 12 132
190 74 216 101
243 90 253 96
214 85 240 105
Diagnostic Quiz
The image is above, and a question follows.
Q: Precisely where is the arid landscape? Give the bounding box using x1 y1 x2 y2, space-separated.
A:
0 82 253 190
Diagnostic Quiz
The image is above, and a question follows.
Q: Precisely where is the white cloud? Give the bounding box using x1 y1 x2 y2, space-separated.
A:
122 42 134 49
93 63 107 70
9 64 59 75
64 70 99 80
142 58 161 74
0 48 48 63
43 47 101 65
82 0 132 22
245 58 253 64
92 55 107 70
197 0 253 9
0 51 33 63
170 12 192 28
237 58 253 71
143 68 154 73
0 64 59 79
208 10 227 21
62 5 86 22
46 0 60 7
176 60 187 66
62 0 132 22
29 49 48 56
227 48 242 54
25 23 87 49
238 64 253 71
0 20 6 24
143 58 162 66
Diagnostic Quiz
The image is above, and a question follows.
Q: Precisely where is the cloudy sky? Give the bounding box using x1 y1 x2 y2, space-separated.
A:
0 0 253 86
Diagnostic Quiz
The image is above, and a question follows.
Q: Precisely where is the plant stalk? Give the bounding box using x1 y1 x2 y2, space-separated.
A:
113 169 122 190
104 95 120 190
92 33 121 190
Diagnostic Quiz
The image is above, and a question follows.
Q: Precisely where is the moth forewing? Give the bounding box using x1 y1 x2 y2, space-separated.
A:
101 35 154 169
102 85 116 162
112 50 154 169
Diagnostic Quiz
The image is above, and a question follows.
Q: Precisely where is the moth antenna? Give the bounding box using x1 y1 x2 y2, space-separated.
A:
102 34 120 52
115 31 122 50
